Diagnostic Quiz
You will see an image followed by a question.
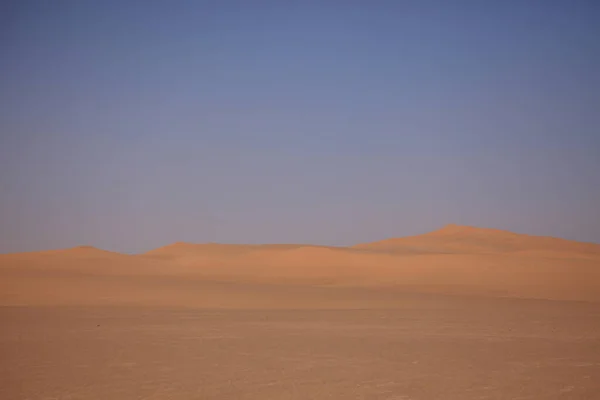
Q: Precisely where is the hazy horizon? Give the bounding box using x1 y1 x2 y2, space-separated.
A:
2 1 599 253
4 222 600 256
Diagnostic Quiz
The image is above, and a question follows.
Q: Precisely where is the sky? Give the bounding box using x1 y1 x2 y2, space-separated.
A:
1 0 599 253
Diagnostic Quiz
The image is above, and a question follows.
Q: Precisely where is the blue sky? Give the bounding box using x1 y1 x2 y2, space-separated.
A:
1 0 599 253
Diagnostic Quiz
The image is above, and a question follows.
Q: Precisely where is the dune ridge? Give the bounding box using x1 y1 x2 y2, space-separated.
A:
354 224 600 257
1 225 599 306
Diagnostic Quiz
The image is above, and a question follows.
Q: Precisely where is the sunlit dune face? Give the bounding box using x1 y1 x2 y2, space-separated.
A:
2 225 599 306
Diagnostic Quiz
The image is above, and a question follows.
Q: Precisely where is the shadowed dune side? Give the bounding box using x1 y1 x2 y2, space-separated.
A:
1 225 600 307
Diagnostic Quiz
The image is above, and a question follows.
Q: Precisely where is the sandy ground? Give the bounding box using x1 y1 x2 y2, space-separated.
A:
1 225 600 398
2 295 600 399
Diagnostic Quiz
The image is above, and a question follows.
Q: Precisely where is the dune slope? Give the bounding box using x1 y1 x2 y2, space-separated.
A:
354 224 600 257
1 225 599 306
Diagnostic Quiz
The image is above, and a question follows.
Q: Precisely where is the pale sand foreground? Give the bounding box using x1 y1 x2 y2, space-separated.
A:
1 225 600 398
1 295 600 399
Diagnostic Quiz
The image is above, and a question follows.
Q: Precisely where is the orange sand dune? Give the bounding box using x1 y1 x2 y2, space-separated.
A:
1 225 599 306
354 224 600 257
143 242 342 260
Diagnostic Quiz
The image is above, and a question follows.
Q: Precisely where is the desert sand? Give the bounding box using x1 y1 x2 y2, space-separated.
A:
1 224 600 399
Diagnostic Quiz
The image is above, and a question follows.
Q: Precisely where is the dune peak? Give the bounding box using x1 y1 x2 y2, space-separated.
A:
171 241 193 247
72 245 99 250
429 224 516 236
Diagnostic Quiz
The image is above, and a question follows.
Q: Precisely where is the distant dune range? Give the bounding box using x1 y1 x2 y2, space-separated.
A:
1 225 599 307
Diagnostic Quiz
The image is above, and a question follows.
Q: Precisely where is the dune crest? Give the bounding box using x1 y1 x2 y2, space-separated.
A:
427 224 520 236
1 225 600 305
354 224 600 257
0 245 125 259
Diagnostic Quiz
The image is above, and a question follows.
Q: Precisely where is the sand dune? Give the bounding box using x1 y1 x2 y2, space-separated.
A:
1 225 599 306
3 225 600 399
355 224 600 256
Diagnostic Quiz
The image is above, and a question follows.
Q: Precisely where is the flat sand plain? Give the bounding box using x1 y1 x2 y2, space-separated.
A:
2 294 600 399
1 225 599 399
